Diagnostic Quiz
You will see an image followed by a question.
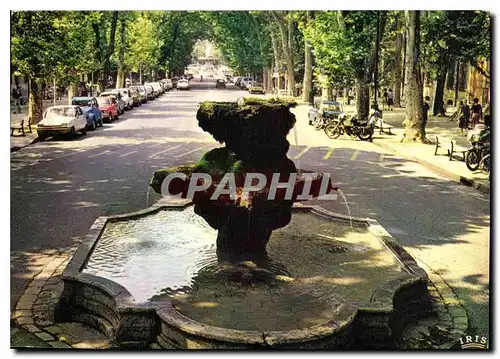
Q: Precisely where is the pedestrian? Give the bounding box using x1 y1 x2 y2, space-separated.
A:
12 86 19 108
382 88 388 111
458 100 468 136
423 96 430 126
387 89 394 111
471 98 482 127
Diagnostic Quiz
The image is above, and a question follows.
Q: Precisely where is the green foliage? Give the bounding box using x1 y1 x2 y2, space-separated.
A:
422 11 491 78
207 11 267 74
11 11 65 80
302 11 379 86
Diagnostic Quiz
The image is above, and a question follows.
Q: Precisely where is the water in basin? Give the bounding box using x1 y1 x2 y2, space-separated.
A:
83 205 406 332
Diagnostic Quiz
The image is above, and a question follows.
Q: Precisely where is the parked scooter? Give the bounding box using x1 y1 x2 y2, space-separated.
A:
465 124 490 173
324 109 379 141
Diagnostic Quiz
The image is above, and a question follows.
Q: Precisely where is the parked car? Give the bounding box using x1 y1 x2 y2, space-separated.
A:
240 77 254 89
144 84 155 100
130 85 147 104
308 100 344 125
97 96 119 123
116 88 134 110
148 82 163 97
177 79 191 90
127 87 142 107
248 82 264 94
215 79 226 89
172 77 179 88
164 79 173 91
71 96 103 130
37 105 87 140
100 91 125 114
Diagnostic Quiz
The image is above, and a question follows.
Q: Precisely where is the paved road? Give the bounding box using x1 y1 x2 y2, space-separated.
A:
11 79 490 338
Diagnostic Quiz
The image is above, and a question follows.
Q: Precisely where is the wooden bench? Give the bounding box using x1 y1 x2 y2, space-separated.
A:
11 119 26 136
449 140 467 161
434 136 467 161
375 119 394 135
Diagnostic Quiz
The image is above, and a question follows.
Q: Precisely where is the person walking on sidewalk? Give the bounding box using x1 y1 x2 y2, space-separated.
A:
387 89 394 111
382 88 388 111
471 98 483 127
458 100 470 136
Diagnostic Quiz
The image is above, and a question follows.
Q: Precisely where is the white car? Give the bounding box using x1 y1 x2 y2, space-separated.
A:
145 82 162 97
240 77 255 90
116 88 134 110
177 79 191 90
164 79 173 91
37 105 87 141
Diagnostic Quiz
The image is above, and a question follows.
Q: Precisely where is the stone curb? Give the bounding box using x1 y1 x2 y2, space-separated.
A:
372 138 490 195
12 245 81 349
11 135 38 153
412 259 469 349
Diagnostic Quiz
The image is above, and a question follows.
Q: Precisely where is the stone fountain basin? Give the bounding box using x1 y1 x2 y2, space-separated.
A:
59 199 430 349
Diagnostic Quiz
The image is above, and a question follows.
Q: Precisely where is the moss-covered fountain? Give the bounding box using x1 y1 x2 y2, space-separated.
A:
59 98 432 349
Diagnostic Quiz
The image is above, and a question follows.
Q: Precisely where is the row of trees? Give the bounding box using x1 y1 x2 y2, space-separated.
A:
11 10 490 142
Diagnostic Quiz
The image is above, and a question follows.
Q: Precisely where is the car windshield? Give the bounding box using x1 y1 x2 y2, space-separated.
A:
97 97 111 105
322 102 341 111
45 107 75 118
72 99 91 106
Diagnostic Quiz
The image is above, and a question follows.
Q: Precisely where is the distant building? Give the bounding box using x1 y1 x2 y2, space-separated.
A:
467 58 490 104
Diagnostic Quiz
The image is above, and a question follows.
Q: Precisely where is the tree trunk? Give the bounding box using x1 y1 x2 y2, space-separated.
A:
402 31 407 97
323 83 334 101
270 29 280 94
272 12 295 96
101 11 119 90
303 40 313 104
394 32 403 107
355 76 370 120
454 60 460 106
116 17 126 89
432 54 448 116
28 78 43 125
402 11 426 142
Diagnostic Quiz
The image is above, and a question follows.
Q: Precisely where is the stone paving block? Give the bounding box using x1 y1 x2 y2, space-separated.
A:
23 324 42 333
29 279 47 288
48 341 72 349
449 306 467 318
12 310 32 319
15 301 33 311
45 326 62 335
24 286 42 296
35 319 53 327
453 317 468 326
19 294 37 304
17 316 34 325
34 331 54 342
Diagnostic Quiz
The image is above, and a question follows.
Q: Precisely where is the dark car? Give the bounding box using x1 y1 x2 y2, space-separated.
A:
71 96 103 130
215 79 226 89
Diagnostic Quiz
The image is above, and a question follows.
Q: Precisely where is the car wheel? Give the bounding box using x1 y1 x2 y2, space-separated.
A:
69 126 77 138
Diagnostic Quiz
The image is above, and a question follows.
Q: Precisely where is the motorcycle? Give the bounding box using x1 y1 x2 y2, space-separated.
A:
465 125 490 173
324 109 379 141
311 111 337 131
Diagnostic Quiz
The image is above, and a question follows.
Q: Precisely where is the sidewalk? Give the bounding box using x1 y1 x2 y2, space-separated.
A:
368 107 490 194
10 98 69 152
